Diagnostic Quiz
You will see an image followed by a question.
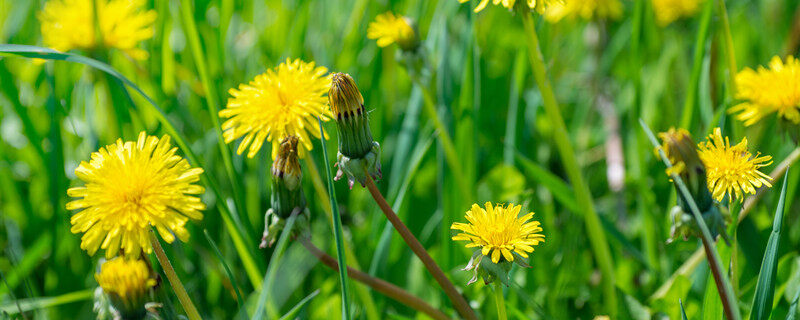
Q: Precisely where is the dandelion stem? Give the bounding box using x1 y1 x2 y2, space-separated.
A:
520 10 617 316
364 175 477 320
149 231 202 320
494 282 508 320
299 238 449 320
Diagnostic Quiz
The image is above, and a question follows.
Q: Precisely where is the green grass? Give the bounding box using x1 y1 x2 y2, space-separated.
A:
2 0 800 319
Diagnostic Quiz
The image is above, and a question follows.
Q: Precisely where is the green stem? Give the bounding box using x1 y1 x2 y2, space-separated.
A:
149 230 202 320
641 120 740 320
317 119 352 319
680 0 713 129
178 0 253 238
520 11 618 316
716 0 738 96
494 282 508 320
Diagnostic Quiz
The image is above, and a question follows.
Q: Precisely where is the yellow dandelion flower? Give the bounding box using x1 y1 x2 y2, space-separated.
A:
220 58 332 159
545 0 623 22
95 258 156 301
367 12 418 51
730 56 800 126
650 0 702 26
451 202 544 264
39 0 157 59
459 0 558 13
67 132 206 259
698 128 772 202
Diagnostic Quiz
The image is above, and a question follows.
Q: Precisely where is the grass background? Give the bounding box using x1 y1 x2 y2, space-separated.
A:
1 0 800 319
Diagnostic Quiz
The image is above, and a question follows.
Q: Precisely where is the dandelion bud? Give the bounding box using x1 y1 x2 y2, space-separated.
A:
658 128 712 213
329 73 382 188
95 258 157 319
262 136 310 248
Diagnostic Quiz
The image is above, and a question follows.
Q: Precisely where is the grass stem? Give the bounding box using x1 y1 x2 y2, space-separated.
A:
364 175 477 320
520 10 618 316
494 282 508 320
149 230 202 320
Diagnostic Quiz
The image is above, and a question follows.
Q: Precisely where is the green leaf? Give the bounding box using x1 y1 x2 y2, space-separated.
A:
278 290 320 320
680 300 689 320
750 170 790 320
787 288 800 320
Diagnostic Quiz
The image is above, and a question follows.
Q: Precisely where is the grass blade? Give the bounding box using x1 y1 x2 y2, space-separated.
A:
203 229 247 319
278 289 320 320
787 288 800 320
0 290 92 314
317 117 352 320
680 299 689 320
750 170 790 320
253 210 299 320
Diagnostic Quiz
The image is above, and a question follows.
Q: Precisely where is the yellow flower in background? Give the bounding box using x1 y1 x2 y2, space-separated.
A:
367 12 418 51
731 56 800 126
459 0 557 13
451 202 544 264
95 258 156 301
67 132 206 259
545 0 623 22
39 0 157 59
698 128 772 202
650 0 701 26
220 58 332 159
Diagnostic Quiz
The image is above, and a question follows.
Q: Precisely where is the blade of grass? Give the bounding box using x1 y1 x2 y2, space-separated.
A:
787 288 800 320
521 12 617 315
203 229 247 319
253 208 300 320
0 45 264 289
0 290 92 314
679 0 713 129
750 170 790 320
317 117 352 320
680 299 689 320
177 0 254 241
278 289 320 320
641 119 740 320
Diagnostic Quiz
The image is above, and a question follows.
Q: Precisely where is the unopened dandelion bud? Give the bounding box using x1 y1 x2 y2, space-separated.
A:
95 258 157 320
658 128 712 213
329 73 382 188
262 136 310 248
270 136 306 219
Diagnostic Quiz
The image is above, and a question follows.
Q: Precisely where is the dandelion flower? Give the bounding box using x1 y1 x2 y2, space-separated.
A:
730 56 800 126
67 132 205 259
650 0 702 26
545 0 623 22
95 258 156 316
451 202 544 264
39 0 157 59
698 128 772 202
367 12 418 51
459 0 558 13
220 58 332 159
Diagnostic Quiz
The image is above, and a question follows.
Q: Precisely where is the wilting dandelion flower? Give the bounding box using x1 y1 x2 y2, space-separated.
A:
220 58 332 159
459 0 557 13
545 0 623 22
731 56 800 127
67 132 206 259
698 128 772 202
95 258 156 318
39 0 157 59
452 202 544 264
367 12 418 51
650 0 701 26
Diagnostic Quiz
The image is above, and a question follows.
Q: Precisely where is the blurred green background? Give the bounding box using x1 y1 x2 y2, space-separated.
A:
1 0 800 319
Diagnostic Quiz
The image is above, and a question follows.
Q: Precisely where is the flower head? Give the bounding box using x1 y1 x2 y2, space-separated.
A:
67 132 205 259
220 58 332 159
545 0 623 22
39 0 157 59
367 12 419 51
731 56 800 127
650 0 702 26
95 258 156 317
451 202 544 264
698 128 773 202
459 0 558 13
658 128 714 212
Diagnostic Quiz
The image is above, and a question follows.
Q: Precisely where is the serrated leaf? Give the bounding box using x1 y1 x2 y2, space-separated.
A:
750 170 790 320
